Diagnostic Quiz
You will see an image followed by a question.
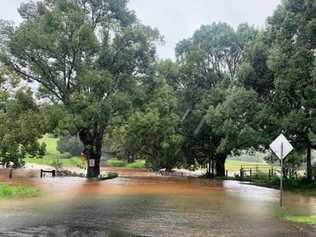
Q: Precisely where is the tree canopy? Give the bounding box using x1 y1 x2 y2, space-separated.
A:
0 74 45 167
0 0 316 181
1 0 160 177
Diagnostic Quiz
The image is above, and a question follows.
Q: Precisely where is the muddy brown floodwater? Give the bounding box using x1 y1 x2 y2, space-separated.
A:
0 168 316 237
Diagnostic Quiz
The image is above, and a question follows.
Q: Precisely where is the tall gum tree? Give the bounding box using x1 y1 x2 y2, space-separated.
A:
0 0 160 178
175 23 257 176
0 71 46 167
267 0 316 182
239 0 316 181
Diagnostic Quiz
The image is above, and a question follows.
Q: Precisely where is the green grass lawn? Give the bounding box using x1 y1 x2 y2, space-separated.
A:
41 136 60 158
107 159 146 169
25 135 81 167
127 160 146 169
25 156 82 167
0 183 40 199
283 215 316 225
225 160 271 172
106 159 268 171
27 135 272 171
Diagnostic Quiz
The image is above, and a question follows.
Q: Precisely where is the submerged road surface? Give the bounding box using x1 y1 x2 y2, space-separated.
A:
0 168 316 236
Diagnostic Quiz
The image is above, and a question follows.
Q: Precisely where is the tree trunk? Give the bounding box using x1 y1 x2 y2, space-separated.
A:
212 156 215 177
306 145 312 183
215 154 227 177
208 156 211 174
84 146 101 178
79 128 104 178
127 152 135 163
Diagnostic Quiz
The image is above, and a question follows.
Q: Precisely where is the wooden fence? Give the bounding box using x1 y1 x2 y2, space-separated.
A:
239 164 280 181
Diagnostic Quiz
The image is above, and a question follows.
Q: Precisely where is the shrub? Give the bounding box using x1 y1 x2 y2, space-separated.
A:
51 158 63 170
60 152 72 159
126 160 146 169
38 142 47 157
57 135 83 156
72 157 87 169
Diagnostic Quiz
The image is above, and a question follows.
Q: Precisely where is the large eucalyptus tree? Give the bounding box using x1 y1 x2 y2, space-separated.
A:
239 0 316 181
175 23 258 176
1 0 160 177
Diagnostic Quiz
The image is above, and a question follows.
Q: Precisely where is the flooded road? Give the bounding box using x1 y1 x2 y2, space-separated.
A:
0 169 316 236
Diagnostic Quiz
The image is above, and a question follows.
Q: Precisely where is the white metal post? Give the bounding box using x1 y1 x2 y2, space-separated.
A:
280 142 283 208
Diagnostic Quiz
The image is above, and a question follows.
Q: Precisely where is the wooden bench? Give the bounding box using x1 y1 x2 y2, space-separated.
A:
40 169 56 178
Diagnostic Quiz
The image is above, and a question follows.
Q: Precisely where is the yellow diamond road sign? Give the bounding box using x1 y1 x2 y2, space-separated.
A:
269 134 293 160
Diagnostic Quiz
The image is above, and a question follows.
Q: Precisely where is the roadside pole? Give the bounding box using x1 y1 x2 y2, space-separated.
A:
280 142 283 208
269 134 293 210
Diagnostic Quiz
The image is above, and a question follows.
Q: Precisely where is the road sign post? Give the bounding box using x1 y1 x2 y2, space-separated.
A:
280 143 283 207
269 134 293 208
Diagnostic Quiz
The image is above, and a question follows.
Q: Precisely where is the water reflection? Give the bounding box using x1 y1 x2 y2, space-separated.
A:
0 172 315 236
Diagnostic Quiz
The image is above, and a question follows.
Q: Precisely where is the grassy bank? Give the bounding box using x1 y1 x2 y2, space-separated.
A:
0 183 40 199
27 136 270 172
239 173 316 196
283 215 316 225
225 160 268 172
26 135 82 167
107 159 146 169
106 159 267 171
25 157 82 167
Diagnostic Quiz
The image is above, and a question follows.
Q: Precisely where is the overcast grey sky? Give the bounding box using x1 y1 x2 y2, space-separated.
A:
1 0 281 59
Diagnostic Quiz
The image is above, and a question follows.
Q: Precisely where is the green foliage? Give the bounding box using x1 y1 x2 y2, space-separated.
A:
122 79 183 171
126 160 146 169
176 22 257 80
104 75 184 171
57 135 83 156
51 157 63 170
74 158 87 170
25 135 84 168
25 156 82 167
206 87 262 155
237 33 275 99
229 151 266 163
0 87 46 167
1 0 160 177
1 0 315 181
283 215 316 225
238 0 316 181
59 152 72 159
38 135 61 159
107 159 146 169
175 22 258 175
107 159 127 168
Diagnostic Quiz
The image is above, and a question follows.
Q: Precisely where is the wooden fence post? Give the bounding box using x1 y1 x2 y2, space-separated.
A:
9 169 13 179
